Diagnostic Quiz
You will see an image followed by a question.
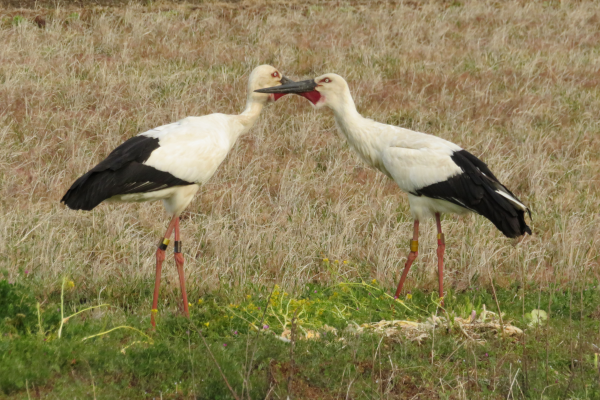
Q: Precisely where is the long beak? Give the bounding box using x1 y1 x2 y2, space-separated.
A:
255 79 318 94
279 76 294 85
263 76 297 101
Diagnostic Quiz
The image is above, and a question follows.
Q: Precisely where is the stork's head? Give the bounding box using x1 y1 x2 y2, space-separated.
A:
254 73 350 110
247 65 292 104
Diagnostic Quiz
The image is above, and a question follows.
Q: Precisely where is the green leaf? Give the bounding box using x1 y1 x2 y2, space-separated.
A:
527 309 548 327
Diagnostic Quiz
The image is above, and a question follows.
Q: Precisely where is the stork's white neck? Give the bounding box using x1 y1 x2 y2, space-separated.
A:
224 97 265 145
330 94 388 173
332 103 363 134
237 99 265 130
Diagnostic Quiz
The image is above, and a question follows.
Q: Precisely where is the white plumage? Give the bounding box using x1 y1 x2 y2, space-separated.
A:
257 72 531 300
117 114 245 215
143 115 235 183
334 112 466 220
62 64 290 326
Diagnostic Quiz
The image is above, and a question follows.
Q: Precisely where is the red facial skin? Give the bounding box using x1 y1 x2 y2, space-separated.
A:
299 91 321 105
271 90 321 103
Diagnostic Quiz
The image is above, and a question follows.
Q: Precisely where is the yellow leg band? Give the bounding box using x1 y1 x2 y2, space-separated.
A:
410 240 418 252
158 238 171 251
437 233 445 244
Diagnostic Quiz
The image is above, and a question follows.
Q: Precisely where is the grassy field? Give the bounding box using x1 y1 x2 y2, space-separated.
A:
1 0 599 398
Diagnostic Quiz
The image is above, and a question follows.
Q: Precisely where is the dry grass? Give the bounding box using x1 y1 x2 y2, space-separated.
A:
1 0 599 301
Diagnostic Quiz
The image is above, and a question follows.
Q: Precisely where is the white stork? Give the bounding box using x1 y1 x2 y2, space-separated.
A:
62 65 291 326
257 73 531 300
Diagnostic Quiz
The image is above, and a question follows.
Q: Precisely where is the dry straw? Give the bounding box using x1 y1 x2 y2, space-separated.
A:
0 1 598 300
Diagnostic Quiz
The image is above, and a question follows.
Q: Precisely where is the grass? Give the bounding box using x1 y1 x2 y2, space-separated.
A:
2 277 600 398
0 0 599 397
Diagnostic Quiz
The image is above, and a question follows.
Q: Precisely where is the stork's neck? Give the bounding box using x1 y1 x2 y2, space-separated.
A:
331 93 362 124
237 99 264 131
331 95 370 145
331 94 387 172
225 98 265 145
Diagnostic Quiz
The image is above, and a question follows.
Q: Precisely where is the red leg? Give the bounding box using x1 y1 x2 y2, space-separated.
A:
174 217 189 318
435 213 445 304
151 216 178 328
394 220 419 299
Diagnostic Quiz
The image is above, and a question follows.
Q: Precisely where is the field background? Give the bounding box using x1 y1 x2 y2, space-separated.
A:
1 0 599 398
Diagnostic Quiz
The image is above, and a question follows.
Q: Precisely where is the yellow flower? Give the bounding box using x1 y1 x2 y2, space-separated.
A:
343 260 348 264
406 294 412 300
188 302 192 307
323 258 329 262
246 294 252 299
371 279 377 284
67 280 75 289
204 322 209 327
334 260 339 263
198 299 204 305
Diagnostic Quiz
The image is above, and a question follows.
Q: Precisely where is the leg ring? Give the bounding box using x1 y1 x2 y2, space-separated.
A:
410 240 419 252
158 238 170 251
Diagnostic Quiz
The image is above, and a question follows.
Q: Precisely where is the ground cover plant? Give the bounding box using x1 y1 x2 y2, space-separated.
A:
2 277 600 398
1 0 599 398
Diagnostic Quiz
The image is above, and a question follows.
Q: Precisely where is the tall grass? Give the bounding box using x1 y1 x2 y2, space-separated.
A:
0 0 598 304
1 2 600 397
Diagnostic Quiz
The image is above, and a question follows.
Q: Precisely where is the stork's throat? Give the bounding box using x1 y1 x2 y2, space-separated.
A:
299 91 322 105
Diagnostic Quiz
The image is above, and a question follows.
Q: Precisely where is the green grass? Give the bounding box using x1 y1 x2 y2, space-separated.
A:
2 277 599 399
1 1 600 398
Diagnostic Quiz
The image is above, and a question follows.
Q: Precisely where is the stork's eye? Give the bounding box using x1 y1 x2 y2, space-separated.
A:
321 78 331 83
271 72 279 78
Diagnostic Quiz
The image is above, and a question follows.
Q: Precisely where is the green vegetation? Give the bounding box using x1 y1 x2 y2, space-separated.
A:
1 0 599 397
2 277 599 398
11 15 24 26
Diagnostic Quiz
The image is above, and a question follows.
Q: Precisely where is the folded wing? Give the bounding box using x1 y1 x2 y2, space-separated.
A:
61 135 192 211
383 146 531 238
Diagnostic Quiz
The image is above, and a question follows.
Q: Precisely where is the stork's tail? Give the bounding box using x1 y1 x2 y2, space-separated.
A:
449 149 532 238
482 185 531 238
61 171 105 211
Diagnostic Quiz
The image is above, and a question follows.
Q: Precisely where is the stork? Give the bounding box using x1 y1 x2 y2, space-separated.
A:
62 65 291 326
257 74 531 300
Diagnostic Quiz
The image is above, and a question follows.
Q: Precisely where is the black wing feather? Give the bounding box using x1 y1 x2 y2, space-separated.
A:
61 135 192 211
415 150 531 238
